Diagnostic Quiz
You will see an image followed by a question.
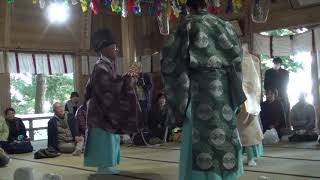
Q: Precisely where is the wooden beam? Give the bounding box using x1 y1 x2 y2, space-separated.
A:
252 5 320 32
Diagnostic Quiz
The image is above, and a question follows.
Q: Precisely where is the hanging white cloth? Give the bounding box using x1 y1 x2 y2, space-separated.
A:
253 34 271 56
273 36 292 56
35 54 50 75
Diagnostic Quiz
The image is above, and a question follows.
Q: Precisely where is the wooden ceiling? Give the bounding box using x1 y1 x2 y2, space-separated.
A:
0 0 320 54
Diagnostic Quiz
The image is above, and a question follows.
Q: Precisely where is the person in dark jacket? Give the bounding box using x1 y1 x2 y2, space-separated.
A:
132 62 153 129
5 108 27 142
65 92 80 116
149 93 169 140
264 57 290 128
48 102 83 156
260 89 286 138
3 108 33 154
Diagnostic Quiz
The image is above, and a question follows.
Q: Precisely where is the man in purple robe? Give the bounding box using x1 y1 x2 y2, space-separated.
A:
84 29 141 174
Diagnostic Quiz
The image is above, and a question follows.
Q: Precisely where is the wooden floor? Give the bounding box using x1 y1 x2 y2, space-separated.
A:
1 141 320 180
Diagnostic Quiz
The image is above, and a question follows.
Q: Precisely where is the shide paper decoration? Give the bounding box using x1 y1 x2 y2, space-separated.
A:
6 0 248 35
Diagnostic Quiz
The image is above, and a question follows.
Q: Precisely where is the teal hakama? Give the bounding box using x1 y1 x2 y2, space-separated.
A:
179 106 244 180
244 144 263 161
84 128 120 167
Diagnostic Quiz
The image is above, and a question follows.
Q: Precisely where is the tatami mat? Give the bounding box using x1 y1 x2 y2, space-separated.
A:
1 141 320 180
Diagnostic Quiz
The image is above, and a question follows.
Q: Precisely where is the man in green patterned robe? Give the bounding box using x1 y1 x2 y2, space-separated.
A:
161 1 246 179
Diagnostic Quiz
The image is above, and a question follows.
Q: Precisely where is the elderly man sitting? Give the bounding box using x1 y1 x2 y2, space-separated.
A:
289 93 317 142
48 102 83 156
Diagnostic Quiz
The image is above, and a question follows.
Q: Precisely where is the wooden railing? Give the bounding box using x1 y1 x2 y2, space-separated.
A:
17 113 53 141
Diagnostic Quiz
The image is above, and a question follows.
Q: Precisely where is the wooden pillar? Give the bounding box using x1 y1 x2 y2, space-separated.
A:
311 30 320 129
0 52 11 114
0 3 12 115
121 14 136 72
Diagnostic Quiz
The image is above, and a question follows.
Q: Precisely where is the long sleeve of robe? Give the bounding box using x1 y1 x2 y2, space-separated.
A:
86 59 141 134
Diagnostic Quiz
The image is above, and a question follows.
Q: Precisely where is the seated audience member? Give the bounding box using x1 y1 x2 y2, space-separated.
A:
260 89 286 138
289 93 317 142
48 102 83 156
65 92 80 116
3 108 33 154
149 93 169 141
0 116 10 167
291 93 315 131
0 115 9 147
75 104 87 137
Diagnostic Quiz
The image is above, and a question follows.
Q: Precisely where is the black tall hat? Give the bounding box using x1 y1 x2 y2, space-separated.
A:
91 29 115 53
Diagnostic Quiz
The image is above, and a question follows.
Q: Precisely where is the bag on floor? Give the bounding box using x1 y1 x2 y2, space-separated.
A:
263 128 280 144
132 131 152 145
34 148 61 159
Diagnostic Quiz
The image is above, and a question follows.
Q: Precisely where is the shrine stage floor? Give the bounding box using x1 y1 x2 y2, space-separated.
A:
1 141 320 180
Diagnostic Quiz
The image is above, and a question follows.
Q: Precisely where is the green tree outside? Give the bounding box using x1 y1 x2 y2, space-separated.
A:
10 74 74 114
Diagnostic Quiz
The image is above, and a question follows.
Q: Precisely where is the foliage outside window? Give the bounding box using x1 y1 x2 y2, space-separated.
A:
10 74 74 114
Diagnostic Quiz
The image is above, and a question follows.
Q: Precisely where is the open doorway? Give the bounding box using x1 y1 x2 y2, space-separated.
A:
260 28 313 107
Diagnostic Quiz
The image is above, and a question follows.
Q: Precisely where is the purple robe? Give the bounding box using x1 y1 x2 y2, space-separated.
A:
85 58 142 134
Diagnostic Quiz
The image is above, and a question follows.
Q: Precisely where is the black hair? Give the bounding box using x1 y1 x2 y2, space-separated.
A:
186 0 207 10
266 89 278 97
4 107 15 116
156 93 166 102
273 57 283 64
70 92 80 98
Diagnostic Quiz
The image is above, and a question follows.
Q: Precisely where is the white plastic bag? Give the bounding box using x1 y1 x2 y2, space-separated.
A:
263 128 280 144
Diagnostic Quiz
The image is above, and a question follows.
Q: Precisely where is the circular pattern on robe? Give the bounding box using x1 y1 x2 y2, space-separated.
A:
195 32 209 48
223 152 237 170
162 61 176 74
209 128 226 146
196 104 213 121
207 56 222 68
196 153 213 170
192 128 200 144
222 105 233 121
209 80 223 97
218 34 233 49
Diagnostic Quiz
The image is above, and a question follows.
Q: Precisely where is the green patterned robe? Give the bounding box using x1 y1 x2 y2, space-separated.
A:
161 11 246 173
